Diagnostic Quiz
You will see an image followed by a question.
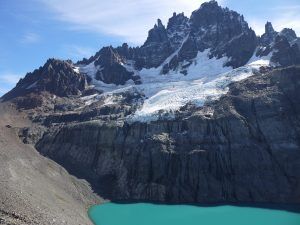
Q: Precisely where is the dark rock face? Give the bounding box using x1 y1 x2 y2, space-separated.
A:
296 39 300 49
190 1 257 68
167 13 190 50
154 1 258 72
115 43 136 60
36 66 300 204
280 28 298 43
78 46 141 85
260 22 278 46
135 19 173 69
271 36 300 67
2 59 87 100
177 34 198 62
256 22 300 66
145 19 169 44
93 47 139 85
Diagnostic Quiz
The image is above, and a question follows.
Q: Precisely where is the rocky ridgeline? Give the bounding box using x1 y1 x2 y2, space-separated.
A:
2 59 87 102
256 22 300 66
79 0 300 84
6 1 300 91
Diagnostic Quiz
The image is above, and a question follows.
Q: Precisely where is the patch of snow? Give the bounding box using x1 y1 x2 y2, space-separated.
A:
26 81 38 90
247 51 272 69
78 48 269 123
80 94 100 106
81 94 98 101
79 62 137 94
102 95 116 106
160 34 190 70
79 62 98 78
290 38 299 46
132 49 232 98
73 66 80 74
128 65 256 123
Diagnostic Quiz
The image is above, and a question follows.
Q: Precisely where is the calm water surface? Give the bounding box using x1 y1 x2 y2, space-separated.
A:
89 203 300 225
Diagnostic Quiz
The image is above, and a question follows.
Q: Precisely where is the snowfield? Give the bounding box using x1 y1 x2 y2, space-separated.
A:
79 49 272 123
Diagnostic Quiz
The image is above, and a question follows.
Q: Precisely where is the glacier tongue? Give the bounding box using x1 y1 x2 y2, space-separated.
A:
128 66 258 123
79 49 270 123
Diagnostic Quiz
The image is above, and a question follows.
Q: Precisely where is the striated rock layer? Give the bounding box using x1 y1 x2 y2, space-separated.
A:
36 66 300 204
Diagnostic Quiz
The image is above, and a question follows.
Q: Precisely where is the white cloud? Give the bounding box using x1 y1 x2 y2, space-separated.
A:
40 0 224 44
20 32 41 44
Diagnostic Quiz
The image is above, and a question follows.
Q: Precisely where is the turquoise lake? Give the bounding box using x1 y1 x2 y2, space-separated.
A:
89 203 300 225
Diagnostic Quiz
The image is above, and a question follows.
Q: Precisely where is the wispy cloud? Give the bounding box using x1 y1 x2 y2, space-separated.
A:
0 72 23 96
248 19 266 36
0 72 23 85
40 0 220 44
271 6 300 36
270 5 300 11
248 4 300 36
0 87 11 97
63 45 95 60
20 32 40 44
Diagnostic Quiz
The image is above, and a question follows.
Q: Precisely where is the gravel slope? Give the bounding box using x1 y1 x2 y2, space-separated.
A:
0 102 101 225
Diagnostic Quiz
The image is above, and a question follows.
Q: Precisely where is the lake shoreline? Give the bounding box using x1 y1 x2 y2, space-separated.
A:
102 200 300 213
88 202 300 225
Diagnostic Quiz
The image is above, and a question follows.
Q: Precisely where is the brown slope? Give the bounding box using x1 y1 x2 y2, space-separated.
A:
0 102 101 225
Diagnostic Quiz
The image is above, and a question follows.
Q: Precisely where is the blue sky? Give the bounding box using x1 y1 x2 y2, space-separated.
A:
0 0 300 96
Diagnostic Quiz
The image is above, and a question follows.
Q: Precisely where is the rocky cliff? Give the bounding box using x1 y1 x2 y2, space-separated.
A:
35 66 300 203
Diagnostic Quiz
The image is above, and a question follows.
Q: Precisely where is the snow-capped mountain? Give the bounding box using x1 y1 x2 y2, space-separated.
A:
78 1 258 77
2 1 300 217
3 0 300 122
72 1 299 122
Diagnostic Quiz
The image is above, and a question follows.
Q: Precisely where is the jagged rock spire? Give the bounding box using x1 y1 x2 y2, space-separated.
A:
265 22 275 34
157 19 164 28
144 18 168 45
260 22 278 46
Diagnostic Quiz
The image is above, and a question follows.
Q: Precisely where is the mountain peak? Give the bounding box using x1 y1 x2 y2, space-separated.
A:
265 22 275 34
260 22 278 46
157 19 164 28
201 0 219 8
279 28 297 42
192 0 220 16
171 12 185 19
2 59 87 102
167 12 188 30
190 0 241 28
144 19 168 46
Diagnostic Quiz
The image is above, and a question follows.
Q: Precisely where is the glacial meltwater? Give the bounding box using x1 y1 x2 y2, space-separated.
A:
88 203 300 225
